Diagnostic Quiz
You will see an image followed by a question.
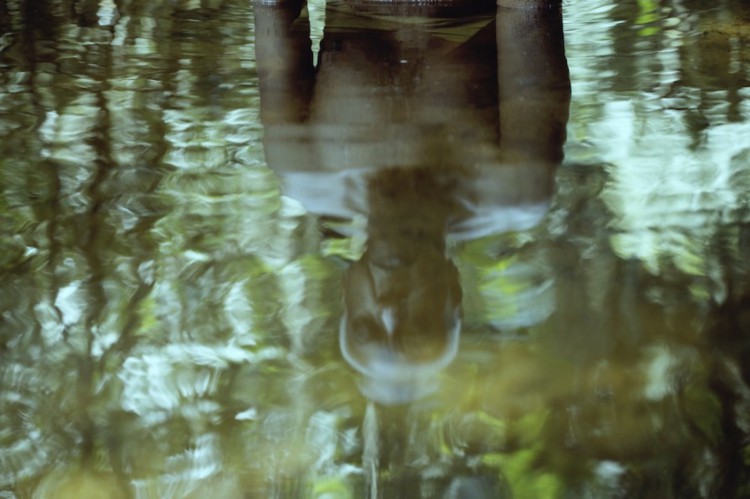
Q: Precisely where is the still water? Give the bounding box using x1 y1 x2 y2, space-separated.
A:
1 0 750 497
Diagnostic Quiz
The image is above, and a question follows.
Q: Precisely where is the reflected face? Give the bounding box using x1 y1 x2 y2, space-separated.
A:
340 246 462 404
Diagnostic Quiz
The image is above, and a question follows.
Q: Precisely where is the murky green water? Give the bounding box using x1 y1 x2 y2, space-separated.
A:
1 0 750 497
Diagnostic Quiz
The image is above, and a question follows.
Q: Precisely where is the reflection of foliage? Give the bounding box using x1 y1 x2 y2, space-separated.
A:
482 413 564 499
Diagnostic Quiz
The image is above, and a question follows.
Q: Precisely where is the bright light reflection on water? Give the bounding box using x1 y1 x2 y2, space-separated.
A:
1 0 750 497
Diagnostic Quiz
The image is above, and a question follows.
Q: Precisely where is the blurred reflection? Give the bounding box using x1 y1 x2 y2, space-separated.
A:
255 0 570 404
3 0 749 495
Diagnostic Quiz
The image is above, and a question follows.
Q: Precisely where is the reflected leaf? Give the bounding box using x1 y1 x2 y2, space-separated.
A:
486 447 563 499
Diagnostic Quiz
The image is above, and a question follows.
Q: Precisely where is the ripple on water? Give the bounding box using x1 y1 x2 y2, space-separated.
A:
1 0 750 497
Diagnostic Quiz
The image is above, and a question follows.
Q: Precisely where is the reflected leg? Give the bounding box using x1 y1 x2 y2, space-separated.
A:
253 0 316 171
253 0 315 125
496 3 570 165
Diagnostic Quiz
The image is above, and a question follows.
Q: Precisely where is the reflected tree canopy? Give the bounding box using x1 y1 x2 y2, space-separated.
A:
0 0 750 498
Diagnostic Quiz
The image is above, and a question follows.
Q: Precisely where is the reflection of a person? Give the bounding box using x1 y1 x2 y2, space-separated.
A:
254 0 570 404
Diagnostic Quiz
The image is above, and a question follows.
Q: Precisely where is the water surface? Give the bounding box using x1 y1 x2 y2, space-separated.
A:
1 0 750 497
